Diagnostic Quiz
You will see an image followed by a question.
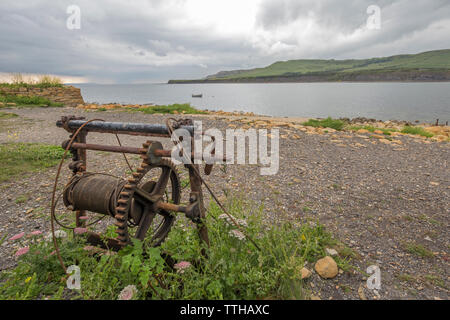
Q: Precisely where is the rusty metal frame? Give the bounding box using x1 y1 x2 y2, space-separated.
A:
58 116 212 250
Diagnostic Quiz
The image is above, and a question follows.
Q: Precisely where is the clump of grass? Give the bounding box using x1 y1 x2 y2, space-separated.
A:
0 83 63 89
15 194 28 204
402 241 434 258
397 273 416 283
0 112 18 119
346 125 396 135
0 143 65 182
0 196 338 300
401 126 433 138
424 274 447 289
0 73 63 88
302 117 346 131
347 124 435 138
0 94 63 107
36 75 62 87
335 243 359 260
134 103 207 115
10 73 25 84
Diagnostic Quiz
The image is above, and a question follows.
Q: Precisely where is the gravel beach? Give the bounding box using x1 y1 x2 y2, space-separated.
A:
0 107 448 300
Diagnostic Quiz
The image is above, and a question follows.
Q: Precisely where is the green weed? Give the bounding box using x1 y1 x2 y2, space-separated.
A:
402 242 434 258
0 112 18 119
133 103 206 115
401 126 433 138
0 143 65 182
0 197 338 300
302 117 346 131
0 94 63 107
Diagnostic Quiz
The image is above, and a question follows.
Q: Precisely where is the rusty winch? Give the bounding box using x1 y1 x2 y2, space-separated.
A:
53 115 222 252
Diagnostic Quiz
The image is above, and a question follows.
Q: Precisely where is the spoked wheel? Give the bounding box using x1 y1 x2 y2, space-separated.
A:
114 158 181 248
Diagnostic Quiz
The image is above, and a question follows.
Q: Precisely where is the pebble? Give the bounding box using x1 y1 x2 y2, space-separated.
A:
358 285 367 300
300 267 312 279
325 248 338 256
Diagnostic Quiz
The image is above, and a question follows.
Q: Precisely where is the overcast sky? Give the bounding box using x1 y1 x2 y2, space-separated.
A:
0 0 449 83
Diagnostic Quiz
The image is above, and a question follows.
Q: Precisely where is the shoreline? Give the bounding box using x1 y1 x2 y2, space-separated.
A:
7 102 437 141
73 102 449 126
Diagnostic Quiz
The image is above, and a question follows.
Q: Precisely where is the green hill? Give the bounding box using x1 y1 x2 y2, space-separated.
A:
169 49 450 83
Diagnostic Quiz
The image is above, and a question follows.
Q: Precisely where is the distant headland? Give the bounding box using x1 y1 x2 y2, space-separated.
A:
168 49 450 83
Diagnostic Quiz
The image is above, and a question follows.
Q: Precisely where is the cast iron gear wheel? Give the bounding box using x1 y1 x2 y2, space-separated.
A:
114 141 181 247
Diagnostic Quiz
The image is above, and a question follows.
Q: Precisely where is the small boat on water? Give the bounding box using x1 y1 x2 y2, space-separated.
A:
192 94 203 98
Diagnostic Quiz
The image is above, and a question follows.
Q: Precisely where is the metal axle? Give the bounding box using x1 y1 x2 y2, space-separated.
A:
56 119 194 137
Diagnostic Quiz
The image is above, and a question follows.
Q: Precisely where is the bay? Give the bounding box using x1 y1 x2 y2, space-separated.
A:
74 82 450 123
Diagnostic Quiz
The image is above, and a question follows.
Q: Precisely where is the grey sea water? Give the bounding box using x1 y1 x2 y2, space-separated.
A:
74 82 450 123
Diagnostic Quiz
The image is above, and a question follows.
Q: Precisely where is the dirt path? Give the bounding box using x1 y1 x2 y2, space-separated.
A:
0 107 448 300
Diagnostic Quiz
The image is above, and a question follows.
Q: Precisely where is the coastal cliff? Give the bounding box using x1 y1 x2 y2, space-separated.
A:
169 49 450 83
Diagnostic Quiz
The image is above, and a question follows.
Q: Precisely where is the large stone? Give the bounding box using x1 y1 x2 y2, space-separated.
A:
314 256 338 279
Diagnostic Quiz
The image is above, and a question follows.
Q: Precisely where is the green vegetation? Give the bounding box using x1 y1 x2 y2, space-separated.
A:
15 194 29 204
346 125 395 135
0 112 18 119
300 117 437 138
132 103 207 115
0 94 63 107
397 273 416 283
0 83 63 89
401 126 434 137
0 197 346 300
396 273 447 289
417 214 441 226
0 73 64 107
0 234 7 247
214 49 450 79
335 245 358 260
302 117 346 131
0 143 65 182
170 49 450 82
402 242 434 258
424 274 447 289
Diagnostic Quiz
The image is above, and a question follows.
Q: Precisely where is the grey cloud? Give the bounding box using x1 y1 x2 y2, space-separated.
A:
256 0 390 32
255 0 450 59
0 0 449 83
